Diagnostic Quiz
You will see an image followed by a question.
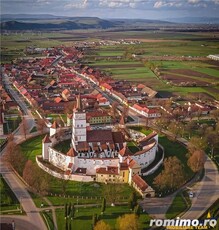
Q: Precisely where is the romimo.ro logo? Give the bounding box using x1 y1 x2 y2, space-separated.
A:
150 217 217 229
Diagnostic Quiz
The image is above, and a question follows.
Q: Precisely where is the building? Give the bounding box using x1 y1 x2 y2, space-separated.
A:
86 111 112 125
41 95 158 197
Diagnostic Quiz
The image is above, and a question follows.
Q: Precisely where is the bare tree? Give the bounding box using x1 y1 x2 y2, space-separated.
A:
6 141 26 175
122 105 129 122
205 130 219 157
111 101 119 122
188 150 206 172
187 137 207 153
154 156 185 190
21 116 28 139
36 118 46 134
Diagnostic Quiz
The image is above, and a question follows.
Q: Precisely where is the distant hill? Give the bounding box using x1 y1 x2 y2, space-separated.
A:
0 14 177 31
0 18 116 30
165 17 219 24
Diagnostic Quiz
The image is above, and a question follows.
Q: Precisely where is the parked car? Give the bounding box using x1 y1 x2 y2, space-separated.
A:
189 191 194 198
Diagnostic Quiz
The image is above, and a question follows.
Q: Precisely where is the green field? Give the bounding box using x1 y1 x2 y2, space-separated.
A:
166 192 188 218
56 205 151 230
0 175 20 213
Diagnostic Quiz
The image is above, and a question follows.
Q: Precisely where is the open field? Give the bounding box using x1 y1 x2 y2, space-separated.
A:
56 205 151 230
2 30 219 99
0 175 20 213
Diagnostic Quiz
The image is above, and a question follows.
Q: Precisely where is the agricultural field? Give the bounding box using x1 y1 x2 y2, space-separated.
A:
1 30 219 99
82 31 219 99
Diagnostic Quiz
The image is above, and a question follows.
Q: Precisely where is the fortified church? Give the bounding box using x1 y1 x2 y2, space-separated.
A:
41 95 158 197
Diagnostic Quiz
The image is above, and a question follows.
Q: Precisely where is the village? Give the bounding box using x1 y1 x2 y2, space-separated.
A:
1 44 218 200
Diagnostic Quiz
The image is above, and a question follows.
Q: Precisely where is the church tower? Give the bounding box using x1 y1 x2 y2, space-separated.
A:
72 94 87 149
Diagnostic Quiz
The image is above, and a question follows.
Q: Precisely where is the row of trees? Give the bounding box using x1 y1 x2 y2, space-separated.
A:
5 136 50 195
93 214 140 230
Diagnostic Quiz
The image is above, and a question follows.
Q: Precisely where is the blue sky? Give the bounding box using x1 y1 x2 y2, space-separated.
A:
1 0 219 19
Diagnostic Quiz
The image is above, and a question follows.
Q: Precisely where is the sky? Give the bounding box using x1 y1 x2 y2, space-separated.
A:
1 0 219 20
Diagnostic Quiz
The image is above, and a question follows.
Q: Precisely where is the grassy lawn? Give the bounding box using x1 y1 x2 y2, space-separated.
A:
41 210 54 230
166 192 188 218
20 134 45 162
127 141 140 154
53 139 71 154
56 205 151 230
0 174 20 213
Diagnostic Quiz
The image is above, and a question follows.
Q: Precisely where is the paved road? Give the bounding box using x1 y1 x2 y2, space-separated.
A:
181 156 219 219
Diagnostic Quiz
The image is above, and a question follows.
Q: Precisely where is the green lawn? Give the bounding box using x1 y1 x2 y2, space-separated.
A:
20 134 45 162
56 205 151 230
0 175 20 213
53 139 71 154
166 192 188 219
127 141 140 154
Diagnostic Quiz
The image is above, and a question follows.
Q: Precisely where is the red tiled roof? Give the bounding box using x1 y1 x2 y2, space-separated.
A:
119 162 129 170
139 132 157 145
65 170 71 175
87 130 113 143
119 146 131 157
96 166 119 175
132 174 148 191
42 134 51 143
54 97 62 103
68 162 73 168
67 148 77 157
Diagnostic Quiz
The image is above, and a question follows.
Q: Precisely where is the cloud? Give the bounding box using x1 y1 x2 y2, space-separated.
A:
187 0 200 3
154 1 182 8
64 0 89 9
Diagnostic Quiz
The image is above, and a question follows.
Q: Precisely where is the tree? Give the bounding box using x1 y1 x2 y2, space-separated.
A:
68 202 72 218
70 204 75 220
21 115 28 139
103 182 122 205
211 109 219 121
117 214 139 230
6 141 26 175
128 192 138 211
188 137 207 153
101 198 106 214
134 204 141 217
68 220 72 230
58 176 69 195
22 160 50 194
94 221 111 230
185 121 196 139
188 150 206 172
205 130 219 157
92 213 98 228
122 105 129 122
65 203 68 219
168 121 183 140
36 118 46 134
23 160 35 187
154 156 185 190
111 101 119 121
